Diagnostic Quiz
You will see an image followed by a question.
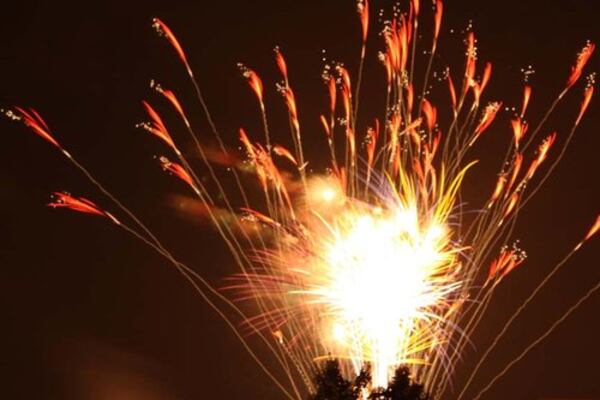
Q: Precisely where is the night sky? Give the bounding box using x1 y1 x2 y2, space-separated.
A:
1 1 599 399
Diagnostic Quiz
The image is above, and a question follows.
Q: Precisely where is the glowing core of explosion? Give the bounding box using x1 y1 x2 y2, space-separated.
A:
298 188 460 387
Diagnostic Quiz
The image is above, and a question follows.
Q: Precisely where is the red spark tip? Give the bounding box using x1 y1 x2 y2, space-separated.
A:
160 88 186 121
506 153 523 195
490 175 507 205
328 76 337 113
584 215 600 242
274 47 289 81
421 99 437 131
412 0 420 16
240 208 280 228
358 0 370 43
526 132 557 180
283 87 299 126
158 156 195 189
273 145 298 166
446 69 457 113
337 66 352 95
575 215 600 251
576 79 594 124
511 118 528 149
566 42 595 89
479 62 492 95
434 0 443 42
464 32 477 88
240 65 264 104
152 18 189 66
48 192 119 224
140 101 177 151
13 107 63 151
521 85 532 117
469 102 502 146
404 84 413 115
239 128 255 158
486 246 526 285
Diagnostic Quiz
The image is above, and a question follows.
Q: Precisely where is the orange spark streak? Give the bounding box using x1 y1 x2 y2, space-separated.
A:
152 18 189 66
566 42 595 89
15 107 62 150
158 156 195 188
48 192 119 224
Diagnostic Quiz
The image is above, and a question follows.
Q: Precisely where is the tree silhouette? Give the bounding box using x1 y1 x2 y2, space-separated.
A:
309 360 429 400
378 366 429 400
309 359 370 400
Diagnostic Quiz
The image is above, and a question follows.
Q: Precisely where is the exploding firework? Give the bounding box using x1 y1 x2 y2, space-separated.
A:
5 1 599 399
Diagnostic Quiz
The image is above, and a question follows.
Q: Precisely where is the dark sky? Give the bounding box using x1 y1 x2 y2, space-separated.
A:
1 1 599 399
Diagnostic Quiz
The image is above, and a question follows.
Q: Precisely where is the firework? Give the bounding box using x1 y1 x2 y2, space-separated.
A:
6 0 598 398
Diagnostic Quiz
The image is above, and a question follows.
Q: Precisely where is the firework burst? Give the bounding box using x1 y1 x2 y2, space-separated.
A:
6 1 599 398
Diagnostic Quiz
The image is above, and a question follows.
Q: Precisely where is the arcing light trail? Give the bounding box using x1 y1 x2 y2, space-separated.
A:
6 0 599 398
